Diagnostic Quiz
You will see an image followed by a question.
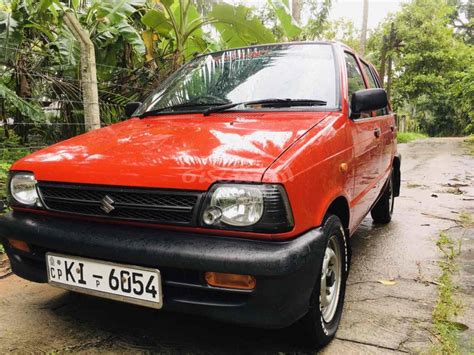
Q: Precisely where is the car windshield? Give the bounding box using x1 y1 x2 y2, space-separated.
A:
136 43 338 115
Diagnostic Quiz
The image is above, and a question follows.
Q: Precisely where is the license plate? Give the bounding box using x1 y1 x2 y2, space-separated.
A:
46 253 162 309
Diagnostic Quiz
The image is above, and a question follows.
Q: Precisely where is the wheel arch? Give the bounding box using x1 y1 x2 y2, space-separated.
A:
324 195 350 233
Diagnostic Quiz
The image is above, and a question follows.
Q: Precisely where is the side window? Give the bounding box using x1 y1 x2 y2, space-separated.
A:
361 62 378 88
361 61 388 116
344 52 367 105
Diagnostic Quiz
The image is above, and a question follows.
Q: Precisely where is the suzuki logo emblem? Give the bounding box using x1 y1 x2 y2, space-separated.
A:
100 195 115 214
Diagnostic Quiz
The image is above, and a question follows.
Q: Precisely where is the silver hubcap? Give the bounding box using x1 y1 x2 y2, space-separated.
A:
320 235 342 323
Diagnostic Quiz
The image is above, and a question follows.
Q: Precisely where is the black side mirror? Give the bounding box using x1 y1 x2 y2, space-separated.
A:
351 88 388 115
124 102 142 118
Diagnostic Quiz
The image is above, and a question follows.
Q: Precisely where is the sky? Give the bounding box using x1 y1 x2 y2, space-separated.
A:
328 0 404 29
226 0 406 30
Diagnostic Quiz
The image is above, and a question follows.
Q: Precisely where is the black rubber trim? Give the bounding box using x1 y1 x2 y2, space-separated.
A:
0 211 324 277
393 153 401 197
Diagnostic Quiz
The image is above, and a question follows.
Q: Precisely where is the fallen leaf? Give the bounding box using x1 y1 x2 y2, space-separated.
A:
377 279 397 286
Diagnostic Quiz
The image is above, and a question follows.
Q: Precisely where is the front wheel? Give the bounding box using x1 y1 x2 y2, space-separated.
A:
300 215 348 348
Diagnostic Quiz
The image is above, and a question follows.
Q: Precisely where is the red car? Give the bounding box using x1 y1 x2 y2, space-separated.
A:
1 42 400 347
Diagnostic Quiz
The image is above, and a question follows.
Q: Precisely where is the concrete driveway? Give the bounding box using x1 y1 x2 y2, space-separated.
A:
1 137 473 353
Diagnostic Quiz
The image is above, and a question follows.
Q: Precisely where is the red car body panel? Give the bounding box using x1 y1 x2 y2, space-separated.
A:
12 112 330 191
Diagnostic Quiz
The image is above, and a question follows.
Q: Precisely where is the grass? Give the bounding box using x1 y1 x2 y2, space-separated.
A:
458 211 474 228
464 135 474 156
0 161 11 202
397 132 428 143
431 232 462 354
0 161 10 254
406 182 427 189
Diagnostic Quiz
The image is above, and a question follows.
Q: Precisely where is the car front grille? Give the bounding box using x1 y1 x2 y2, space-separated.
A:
37 182 203 225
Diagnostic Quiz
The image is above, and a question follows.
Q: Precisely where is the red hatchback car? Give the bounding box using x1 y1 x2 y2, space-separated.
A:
1 41 400 347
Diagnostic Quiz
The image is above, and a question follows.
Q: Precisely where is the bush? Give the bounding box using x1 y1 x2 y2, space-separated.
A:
0 128 30 202
397 132 428 143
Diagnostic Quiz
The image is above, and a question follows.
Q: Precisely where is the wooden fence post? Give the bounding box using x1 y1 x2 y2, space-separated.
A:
63 12 100 132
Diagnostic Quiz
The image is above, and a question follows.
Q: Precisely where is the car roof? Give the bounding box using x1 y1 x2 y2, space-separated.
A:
193 40 340 58
191 40 373 65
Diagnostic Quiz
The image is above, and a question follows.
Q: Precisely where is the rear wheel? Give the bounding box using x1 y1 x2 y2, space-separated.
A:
371 172 394 224
301 215 348 348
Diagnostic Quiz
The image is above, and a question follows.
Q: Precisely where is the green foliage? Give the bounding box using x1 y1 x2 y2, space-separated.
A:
367 0 473 136
0 128 30 162
299 0 333 40
316 18 361 50
0 83 46 121
396 132 427 143
432 232 462 354
0 128 29 203
266 0 301 39
1 0 319 147
464 135 474 156
210 4 275 48
0 162 10 203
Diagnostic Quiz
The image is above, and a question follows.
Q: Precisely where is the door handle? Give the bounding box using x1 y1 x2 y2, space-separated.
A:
374 127 381 138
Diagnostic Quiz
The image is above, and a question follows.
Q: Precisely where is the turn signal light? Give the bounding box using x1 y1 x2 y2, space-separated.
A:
8 239 30 253
205 272 256 290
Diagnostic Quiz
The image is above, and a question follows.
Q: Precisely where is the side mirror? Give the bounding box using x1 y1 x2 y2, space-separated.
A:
351 88 388 116
124 102 142 118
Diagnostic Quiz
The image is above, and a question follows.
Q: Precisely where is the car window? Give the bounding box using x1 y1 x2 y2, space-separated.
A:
361 61 388 115
344 52 366 105
361 61 378 88
136 44 338 115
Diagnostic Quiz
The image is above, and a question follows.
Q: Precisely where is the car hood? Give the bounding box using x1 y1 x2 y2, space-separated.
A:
13 112 330 190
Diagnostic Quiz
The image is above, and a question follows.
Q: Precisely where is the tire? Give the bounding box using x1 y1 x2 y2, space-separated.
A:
300 215 349 348
371 172 394 224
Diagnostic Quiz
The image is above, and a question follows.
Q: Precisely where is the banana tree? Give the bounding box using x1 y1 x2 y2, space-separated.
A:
266 0 301 40
141 0 275 67
1 0 151 139
77 0 146 63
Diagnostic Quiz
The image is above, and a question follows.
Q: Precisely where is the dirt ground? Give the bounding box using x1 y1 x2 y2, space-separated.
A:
0 137 473 354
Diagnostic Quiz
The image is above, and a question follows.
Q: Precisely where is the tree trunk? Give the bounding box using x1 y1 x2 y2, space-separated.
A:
63 12 101 132
386 53 393 100
386 23 396 100
291 0 302 25
379 36 387 87
15 56 32 144
360 0 369 55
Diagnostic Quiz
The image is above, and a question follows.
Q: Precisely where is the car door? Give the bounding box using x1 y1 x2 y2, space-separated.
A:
345 52 382 229
361 61 396 183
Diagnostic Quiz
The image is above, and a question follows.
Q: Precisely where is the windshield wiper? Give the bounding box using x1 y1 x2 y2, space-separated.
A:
203 98 327 116
138 102 227 119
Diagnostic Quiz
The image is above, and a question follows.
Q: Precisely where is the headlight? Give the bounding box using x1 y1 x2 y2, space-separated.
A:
205 184 264 226
9 172 40 206
202 183 294 232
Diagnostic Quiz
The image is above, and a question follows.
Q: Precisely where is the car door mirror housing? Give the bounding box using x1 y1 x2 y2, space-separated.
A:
124 102 142 118
351 88 388 115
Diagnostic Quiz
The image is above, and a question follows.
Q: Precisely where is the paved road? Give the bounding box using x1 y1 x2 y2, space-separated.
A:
0 138 473 353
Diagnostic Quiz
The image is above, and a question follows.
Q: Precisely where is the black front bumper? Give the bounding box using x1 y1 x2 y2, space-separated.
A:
0 212 325 328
